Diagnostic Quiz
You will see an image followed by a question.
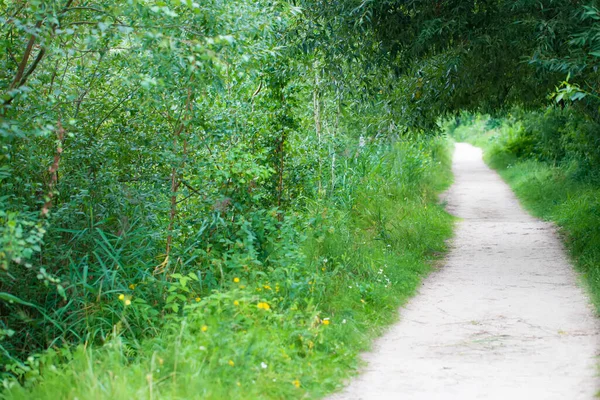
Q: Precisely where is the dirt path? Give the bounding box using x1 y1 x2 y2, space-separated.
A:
329 143 599 400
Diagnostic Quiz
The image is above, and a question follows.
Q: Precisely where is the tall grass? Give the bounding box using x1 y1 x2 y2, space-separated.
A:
0 138 453 399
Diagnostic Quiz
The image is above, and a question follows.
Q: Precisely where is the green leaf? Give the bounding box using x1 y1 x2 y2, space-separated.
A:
0 292 36 308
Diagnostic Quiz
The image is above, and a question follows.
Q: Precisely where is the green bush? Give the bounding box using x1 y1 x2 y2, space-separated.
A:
0 138 454 399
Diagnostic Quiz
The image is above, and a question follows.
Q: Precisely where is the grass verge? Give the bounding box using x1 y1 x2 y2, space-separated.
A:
0 138 454 399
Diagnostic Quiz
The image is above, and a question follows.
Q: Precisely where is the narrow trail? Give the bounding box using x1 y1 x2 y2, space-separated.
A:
329 143 600 400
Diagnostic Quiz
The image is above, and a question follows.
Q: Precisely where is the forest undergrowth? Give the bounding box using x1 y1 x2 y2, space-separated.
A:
1 138 454 399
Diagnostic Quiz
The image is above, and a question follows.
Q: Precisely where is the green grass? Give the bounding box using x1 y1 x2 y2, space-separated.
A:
0 138 454 399
452 118 600 312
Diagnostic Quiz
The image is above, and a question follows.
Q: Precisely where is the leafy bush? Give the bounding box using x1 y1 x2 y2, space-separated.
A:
0 138 453 399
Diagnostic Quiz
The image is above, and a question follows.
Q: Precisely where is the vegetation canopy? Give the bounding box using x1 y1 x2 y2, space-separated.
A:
301 0 600 123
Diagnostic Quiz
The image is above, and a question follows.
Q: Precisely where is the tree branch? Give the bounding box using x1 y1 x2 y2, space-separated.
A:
8 20 43 91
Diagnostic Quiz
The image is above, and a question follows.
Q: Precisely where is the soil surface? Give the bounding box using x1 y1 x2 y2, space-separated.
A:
329 143 599 400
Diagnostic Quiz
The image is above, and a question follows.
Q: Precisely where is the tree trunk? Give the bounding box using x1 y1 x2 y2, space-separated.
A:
164 85 194 262
313 61 322 196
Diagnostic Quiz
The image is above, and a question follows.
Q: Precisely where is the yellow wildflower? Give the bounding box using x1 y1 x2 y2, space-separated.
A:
234 277 240 283
118 294 125 301
263 285 271 290
201 325 208 332
292 379 301 388
129 284 136 290
322 318 330 325
257 302 270 310
125 299 132 306
228 360 235 367
234 300 240 306
195 297 201 302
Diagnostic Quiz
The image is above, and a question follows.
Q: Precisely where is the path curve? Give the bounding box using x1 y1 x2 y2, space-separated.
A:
329 143 599 400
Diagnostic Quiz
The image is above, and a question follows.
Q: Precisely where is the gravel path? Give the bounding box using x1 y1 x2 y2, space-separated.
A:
329 142 599 400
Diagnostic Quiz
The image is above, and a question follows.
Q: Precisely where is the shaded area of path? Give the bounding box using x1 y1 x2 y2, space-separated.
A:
329 143 599 400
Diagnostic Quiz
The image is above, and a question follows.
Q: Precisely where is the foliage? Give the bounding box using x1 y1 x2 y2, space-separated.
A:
0 138 453 399
299 0 600 128
0 0 458 398
451 108 600 181
1 0 300 360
